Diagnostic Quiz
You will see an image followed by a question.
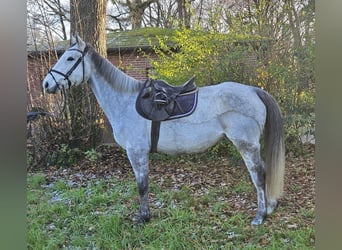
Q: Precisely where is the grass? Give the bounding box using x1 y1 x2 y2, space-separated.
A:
27 170 314 249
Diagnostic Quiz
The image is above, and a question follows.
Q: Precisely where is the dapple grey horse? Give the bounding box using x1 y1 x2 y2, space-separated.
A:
42 35 285 225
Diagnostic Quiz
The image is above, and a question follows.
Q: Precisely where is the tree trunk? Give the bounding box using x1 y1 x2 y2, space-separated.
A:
125 0 157 29
67 0 107 148
177 0 191 28
70 0 107 56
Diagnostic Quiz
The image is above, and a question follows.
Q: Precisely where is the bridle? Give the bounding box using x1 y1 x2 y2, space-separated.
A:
46 45 88 113
48 46 87 89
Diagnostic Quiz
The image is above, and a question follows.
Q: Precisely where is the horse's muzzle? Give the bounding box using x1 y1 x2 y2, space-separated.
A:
43 80 58 94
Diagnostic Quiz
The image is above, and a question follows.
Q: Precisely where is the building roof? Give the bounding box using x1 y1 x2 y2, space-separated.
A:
107 27 176 51
28 27 176 53
28 27 272 55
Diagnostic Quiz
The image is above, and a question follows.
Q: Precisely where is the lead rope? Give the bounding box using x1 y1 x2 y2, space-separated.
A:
60 85 67 114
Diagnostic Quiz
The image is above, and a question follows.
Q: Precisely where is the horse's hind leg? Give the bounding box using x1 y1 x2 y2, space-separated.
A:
126 147 150 223
231 139 267 225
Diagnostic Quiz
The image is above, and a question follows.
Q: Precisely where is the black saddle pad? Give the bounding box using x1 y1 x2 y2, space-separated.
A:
136 81 198 122
167 91 198 120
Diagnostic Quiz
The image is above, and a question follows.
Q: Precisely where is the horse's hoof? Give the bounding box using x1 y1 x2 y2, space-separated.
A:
133 215 150 226
141 216 150 223
251 217 263 226
135 211 150 224
251 213 266 226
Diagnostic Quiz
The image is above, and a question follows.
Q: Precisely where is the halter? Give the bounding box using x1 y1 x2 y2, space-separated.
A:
48 47 86 89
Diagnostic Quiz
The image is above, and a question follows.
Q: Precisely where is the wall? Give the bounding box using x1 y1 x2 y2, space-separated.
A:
107 49 157 80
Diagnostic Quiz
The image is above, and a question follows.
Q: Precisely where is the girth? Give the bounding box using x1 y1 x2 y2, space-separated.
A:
136 77 198 153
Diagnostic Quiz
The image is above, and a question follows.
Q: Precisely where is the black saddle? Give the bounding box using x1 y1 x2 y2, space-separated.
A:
136 76 198 121
136 76 198 152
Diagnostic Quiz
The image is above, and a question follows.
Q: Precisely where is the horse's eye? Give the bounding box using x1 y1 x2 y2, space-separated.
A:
67 57 74 61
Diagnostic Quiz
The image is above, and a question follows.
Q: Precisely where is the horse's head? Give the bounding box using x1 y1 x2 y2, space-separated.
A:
42 35 91 94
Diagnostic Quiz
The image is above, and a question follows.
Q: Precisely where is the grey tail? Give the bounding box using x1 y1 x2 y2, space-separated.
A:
255 88 285 201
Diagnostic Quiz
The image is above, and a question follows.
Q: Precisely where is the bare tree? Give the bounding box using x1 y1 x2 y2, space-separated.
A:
127 0 159 29
108 0 158 29
43 0 69 40
176 0 192 28
27 0 69 47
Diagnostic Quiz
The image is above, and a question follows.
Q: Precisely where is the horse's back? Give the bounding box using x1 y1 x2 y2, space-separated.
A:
156 82 267 153
189 82 266 124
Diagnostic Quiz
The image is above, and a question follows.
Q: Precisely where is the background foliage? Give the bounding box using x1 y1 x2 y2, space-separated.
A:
150 24 315 153
150 27 260 85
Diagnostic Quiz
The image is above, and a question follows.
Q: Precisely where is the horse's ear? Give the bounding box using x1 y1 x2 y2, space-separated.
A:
70 34 76 45
77 35 86 49
71 32 86 51
78 36 86 51
71 31 80 44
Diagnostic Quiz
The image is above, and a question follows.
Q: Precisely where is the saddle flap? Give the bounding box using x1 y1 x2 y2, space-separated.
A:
136 95 174 121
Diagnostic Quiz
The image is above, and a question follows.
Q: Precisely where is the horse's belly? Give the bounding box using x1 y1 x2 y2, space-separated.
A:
157 119 224 154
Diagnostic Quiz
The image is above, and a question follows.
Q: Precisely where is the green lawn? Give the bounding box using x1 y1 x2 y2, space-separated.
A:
27 155 314 250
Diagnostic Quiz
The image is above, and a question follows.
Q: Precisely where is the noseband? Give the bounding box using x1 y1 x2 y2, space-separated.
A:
48 47 87 89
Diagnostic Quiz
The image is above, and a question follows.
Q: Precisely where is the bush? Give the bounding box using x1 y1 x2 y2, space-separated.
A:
27 109 70 168
27 53 104 169
253 58 315 151
84 148 102 163
150 26 260 86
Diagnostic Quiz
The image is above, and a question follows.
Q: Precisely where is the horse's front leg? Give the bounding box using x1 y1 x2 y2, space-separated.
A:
126 148 150 223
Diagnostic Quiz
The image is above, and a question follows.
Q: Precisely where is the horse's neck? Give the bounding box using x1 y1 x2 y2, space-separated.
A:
89 74 134 122
87 48 141 93
86 49 142 126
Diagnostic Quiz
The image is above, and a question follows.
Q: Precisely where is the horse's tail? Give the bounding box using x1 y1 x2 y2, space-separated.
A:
255 88 285 202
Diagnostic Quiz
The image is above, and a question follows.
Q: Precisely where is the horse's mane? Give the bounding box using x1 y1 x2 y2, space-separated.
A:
87 45 142 93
